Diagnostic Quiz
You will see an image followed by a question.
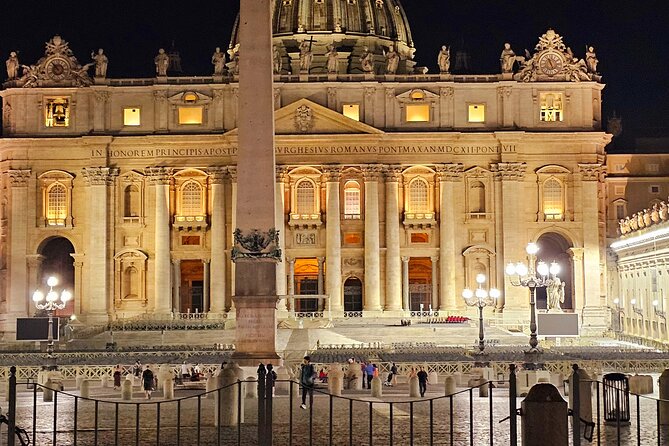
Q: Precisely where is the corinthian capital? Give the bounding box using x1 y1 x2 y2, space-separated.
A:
578 163 605 181
322 165 342 182
82 167 119 186
8 169 31 187
207 166 228 184
144 166 172 185
383 165 403 182
361 165 383 181
435 163 464 181
491 162 527 181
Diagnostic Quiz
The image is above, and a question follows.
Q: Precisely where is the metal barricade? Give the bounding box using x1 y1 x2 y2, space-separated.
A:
602 372 630 424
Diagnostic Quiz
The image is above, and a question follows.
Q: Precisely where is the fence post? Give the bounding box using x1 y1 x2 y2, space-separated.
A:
8 366 17 446
571 364 580 446
509 363 517 446
265 364 275 446
257 364 266 446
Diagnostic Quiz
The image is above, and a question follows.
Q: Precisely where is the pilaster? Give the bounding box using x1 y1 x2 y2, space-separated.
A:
324 166 343 313
146 167 173 315
208 167 227 313
7 170 31 330
384 165 402 311
362 166 382 313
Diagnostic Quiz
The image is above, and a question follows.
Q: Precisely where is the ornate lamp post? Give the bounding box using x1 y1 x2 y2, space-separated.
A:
32 276 71 370
505 242 560 354
462 273 500 354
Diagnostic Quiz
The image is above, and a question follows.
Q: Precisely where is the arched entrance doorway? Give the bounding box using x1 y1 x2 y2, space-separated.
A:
343 277 363 312
38 237 75 316
535 233 573 310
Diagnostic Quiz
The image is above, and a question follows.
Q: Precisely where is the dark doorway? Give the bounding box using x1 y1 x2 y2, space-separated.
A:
408 257 433 311
180 260 204 313
38 237 75 316
343 277 363 312
535 233 574 310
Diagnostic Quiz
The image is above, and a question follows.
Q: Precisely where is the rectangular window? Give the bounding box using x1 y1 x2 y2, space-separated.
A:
615 203 625 220
410 232 429 243
540 92 564 122
44 98 70 127
342 104 360 121
650 185 660 194
178 106 203 125
406 104 430 122
467 104 485 123
123 108 141 126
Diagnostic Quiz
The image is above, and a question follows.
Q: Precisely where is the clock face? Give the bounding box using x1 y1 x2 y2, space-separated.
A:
539 52 563 76
46 57 71 81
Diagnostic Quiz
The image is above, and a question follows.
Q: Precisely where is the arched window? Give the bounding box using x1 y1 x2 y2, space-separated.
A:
543 178 563 220
344 181 361 219
181 181 202 216
469 181 486 214
408 178 429 213
124 184 140 217
46 183 67 226
296 180 315 215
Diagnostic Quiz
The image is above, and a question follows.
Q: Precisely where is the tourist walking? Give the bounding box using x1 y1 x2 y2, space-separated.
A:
113 365 122 390
365 363 375 389
142 365 155 399
361 361 367 388
386 362 398 386
300 356 316 409
417 367 428 397
133 360 142 378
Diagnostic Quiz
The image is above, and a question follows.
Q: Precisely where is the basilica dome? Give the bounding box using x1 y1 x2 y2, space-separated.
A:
229 0 417 75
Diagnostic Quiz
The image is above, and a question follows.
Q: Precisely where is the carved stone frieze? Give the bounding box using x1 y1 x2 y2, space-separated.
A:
491 162 527 180
231 228 282 261
439 86 454 98
497 86 512 98
435 163 464 181
8 169 31 187
144 166 172 185
93 90 110 103
82 167 119 186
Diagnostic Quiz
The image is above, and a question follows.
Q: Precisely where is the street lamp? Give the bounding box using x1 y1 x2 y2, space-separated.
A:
631 298 643 316
653 299 666 320
505 242 560 353
32 276 71 370
462 273 500 354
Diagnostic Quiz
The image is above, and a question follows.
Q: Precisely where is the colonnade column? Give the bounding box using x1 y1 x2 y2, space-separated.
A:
70 253 85 316
146 167 172 315
207 167 227 313
384 166 402 311
324 167 342 313
431 255 439 311
436 164 463 311
317 256 325 311
275 167 288 310
203 259 210 312
172 259 181 312
7 170 31 326
82 167 118 323
363 166 382 312
579 164 604 311
401 256 410 311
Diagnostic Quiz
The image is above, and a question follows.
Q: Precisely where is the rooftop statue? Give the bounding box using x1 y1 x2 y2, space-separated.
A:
360 47 374 73
500 43 518 73
45 35 74 57
384 44 400 74
585 46 598 73
298 40 313 72
91 49 108 78
228 44 240 75
212 47 226 75
437 45 450 74
154 48 169 76
6 51 19 79
325 45 338 73
272 45 281 74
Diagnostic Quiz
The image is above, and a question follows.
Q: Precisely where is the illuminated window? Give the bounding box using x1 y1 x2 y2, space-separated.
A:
406 104 430 122
344 181 361 219
178 106 203 125
123 184 140 217
296 180 316 214
540 92 563 122
183 92 199 103
411 232 429 243
410 90 425 100
45 98 70 127
46 183 67 226
123 108 141 126
342 104 360 121
408 178 429 212
543 178 563 220
181 181 203 216
468 104 485 123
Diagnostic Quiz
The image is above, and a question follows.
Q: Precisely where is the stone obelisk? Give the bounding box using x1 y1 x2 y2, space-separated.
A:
231 0 280 364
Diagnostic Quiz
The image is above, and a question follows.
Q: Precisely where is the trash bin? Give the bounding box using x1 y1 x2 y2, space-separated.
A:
602 373 630 424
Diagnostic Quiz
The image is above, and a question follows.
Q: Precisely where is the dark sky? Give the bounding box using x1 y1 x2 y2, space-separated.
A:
1 0 666 146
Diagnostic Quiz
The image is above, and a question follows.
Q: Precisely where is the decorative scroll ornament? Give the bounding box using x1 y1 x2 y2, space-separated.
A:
231 228 282 262
294 105 314 133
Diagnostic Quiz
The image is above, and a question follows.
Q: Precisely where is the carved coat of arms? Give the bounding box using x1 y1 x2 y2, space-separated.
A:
294 105 314 133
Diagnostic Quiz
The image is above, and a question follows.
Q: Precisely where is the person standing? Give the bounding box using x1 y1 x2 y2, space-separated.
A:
386 362 398 386
142 365 155 399
300 356 316 409
113 365 122 390
365 363 375 389
417 367 429 397
361 361 367 389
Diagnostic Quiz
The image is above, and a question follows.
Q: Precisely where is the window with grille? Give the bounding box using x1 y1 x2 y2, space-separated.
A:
181 182 202 216
47 183 67 225
344 181 361 219
296 181 315 214
409 179 429 212
543 178 563 220
540 92 564 122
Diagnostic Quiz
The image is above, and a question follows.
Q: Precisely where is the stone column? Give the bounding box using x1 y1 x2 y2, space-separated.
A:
82 167 118 323
402 256 410 311
26 254 45 308
275 167 288 310
384 166 402 311
7 170 31 327
229 167 237 310
324 167 342 312
492 170 505 311
436 164 463 311
70 254 85 316
172 259 181 312
203 259 210 312
146 167 172 315
569 248 585 312
363 167 382 312
208 167 227 313
431 255 439 311
317 257 325 311
287 257 295 312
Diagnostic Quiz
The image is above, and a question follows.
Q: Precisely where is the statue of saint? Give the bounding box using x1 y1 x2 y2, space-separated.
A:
360 47 374 73
500 43 516 73
547 278 565 311
6 51 19 79
154 48 169 76
325 44 338 73
585 46 598 73
272 45 281 74
299 40 313 72
228 44 240 75
384 45 400 74
91 48 108 78
212 47 226 75
437 45 450 73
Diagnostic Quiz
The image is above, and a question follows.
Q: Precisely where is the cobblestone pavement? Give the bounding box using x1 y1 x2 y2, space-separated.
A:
5 380 668 445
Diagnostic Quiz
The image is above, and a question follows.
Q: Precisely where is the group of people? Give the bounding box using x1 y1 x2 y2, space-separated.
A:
112 360 156 399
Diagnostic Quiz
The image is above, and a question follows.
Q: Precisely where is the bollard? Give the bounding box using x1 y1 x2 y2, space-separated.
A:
444 376 456 396
157 365 172 391
80 380 91 398
428 371 439 385
122 379 133 400
43 378 54 402
409 376 420 398
101 375 110 388
246 376 258 399
660 369 669 425
215 363 244 427
206 374 217 398
75 375 85 390
568 367 592 423
328 365 343 396
274 365 292 395
521 383 568 446
478 378 489 398
163 378 174 400
371 376 382 397
347 363 362 390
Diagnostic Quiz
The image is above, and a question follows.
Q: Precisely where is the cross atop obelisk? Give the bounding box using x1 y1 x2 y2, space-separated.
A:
231 0 280 364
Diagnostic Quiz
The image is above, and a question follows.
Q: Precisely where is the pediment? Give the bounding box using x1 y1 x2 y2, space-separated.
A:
464 166 490 178
396 88 439 101
225 98 383 136
536 165 571 175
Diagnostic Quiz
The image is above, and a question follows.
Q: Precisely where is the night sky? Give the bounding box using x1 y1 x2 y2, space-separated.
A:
1 0 666 148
